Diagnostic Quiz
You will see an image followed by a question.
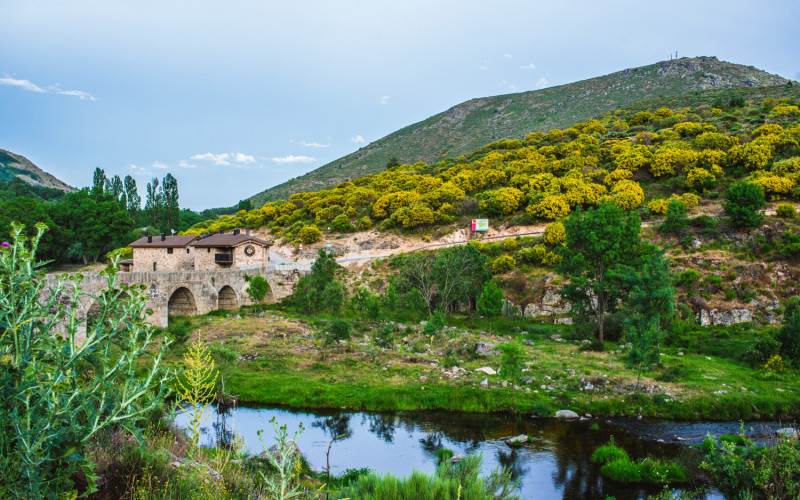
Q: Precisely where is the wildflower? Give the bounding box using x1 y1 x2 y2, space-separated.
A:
1 242 9 247
1 354 12 366
124 281 130 286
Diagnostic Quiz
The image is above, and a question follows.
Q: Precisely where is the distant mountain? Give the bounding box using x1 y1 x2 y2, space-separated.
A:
250 56 793 205
0 149 74 192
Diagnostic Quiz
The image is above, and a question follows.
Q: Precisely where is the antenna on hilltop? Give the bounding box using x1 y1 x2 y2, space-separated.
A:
676 50 679 59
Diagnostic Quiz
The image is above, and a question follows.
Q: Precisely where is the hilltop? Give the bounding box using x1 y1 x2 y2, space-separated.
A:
250 56 792 205
0 149 74 192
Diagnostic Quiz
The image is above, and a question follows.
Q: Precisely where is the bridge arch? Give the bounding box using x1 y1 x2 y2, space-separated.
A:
218 285 239 310
168 287 197 316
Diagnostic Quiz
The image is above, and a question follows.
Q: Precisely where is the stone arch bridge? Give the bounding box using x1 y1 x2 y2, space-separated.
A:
44 264 310 329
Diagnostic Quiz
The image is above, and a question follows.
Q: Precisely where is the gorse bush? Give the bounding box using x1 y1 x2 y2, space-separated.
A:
0 223 172 498
325 319 351 345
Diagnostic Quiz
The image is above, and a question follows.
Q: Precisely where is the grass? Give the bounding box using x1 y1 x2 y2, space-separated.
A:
591 439 688 485
163 307 800 420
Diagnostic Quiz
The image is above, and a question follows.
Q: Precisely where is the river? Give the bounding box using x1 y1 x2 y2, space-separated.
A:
174 406 787 499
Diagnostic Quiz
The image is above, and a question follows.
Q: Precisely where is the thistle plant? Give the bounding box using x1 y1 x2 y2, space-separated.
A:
0 223 173 498
256 417 309 500
176 341 219 456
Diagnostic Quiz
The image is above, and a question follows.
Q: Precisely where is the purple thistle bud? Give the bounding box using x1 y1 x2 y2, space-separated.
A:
1 242 9 247
124 281 130 286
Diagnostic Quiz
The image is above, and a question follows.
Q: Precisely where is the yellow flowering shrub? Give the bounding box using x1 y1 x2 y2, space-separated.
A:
527 195 571 220
503 238 518 251
543 222 566 246
673 121 705 137
629 111 653 125
604 168 633 185
372 191 420 218
654 107 674 118
727 141 773 170
492 255 516 274
685 167 715 188
651 146 698 177
769 105 800 119
607 180 644 209
391 202 435 228
647 198 670 215
680 193 701 210
695 132 738 151
772 157 800 175
697 149 726 168
752 174 794 200
752 124 784 139
479 187 524 215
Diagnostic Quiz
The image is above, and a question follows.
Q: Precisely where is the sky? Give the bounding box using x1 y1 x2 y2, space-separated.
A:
1 1 798 210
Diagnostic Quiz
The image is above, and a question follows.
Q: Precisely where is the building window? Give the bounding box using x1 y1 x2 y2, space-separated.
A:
186 248 190 254
153 262 157 272
167 248 173 254
207 248 211 253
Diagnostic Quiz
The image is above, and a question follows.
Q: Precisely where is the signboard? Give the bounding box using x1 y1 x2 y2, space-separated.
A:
326 243 332 248
471 219 489 232
299 243 303 249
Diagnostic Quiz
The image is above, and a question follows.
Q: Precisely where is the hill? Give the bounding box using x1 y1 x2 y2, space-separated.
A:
0 149 74 192
250 56 792 206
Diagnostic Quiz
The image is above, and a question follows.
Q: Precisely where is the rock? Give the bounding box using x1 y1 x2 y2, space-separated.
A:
714 390 727 395
259 441 301 462
580 339 591 345
555 410 580 420
501 380 508 388
584 383 594 391
554 317 574 325
523 289 572 317
550 334 561 341
505 434 528 447
450 454 464 463
691 239 702 249
480 378 489 388
678 351 684 356
775 428 798 438
523 339 535 346
474 341 496 356
698 308 753 327
476 367 497 375
585 414 592 418
520 376 535 385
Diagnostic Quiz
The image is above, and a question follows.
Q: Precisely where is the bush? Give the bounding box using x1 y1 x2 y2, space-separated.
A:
591 441 628 465
601 458 642 483
724 182 765 228
325 319 352 345
542 222 566 246
492 255 516 274
660 199 688 234
740 334 781 366
298 225 322 244
373 324 395 349
502 238 518 251
776 203 797 219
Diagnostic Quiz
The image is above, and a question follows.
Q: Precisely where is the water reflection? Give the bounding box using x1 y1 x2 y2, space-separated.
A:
176 406 732 500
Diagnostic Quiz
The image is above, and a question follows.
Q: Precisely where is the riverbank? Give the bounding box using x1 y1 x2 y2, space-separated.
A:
166 309 800 421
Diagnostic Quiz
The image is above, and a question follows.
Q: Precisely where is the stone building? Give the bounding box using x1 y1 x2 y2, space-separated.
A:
128 234 200 273
128 229 273 272
189 229 272 271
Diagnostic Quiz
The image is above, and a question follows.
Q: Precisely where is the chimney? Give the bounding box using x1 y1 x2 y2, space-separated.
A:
246 228 250 235
219 229 224 234
161 233 166 241
147 235 152 243
233 229 240 235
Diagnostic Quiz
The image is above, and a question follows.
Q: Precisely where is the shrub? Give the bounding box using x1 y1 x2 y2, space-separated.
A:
502 238 518 251
639 459 688 484
373 324 395 349
660 199 688 234
591 441 628 465
763 354 786 373
601 458 642 483
542 222 566 246
325 319 351 345
740 334 781 366
357 216 373 230
298 225 322 243
724 182 765 228
776 203 797 219
492 255 516 274
676 269 701 288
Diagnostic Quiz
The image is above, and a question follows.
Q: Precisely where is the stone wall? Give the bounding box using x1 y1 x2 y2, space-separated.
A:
132 247 194 273
193 244 269 271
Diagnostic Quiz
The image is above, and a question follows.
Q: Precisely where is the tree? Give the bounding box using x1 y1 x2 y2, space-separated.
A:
432 244 490 313
92 167 107 196
0 224 171 496
322 280 348 317
124 175 141 217
108 175 124 201
498 342 526 410
293 249 340 313
477 281 504 332
401 288 427 322
557 203 643 342
400 253 437 314
161 173 180 232
660 199 688 235
618 252 675 387
724 181 765 228
0 196 60 262
145 177 161 226
245 274 271 308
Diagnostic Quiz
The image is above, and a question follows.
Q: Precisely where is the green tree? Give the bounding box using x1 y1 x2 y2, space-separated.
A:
433 244 490 313
123 174 141 217
477 281 504 333
557 203 643 343
293 249 340 313
322 279 348 317
245 274 271 309
0 196 60 262
145 176 161 226
0 224 172 496
401 288 427 322
161 173 180 232
660 199 688 235
724 181 765 228
498 342 526 410
91 166 107 196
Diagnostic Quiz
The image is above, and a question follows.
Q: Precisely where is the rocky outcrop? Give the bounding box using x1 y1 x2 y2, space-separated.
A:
523 288 571 317
555 410 579 420
697 308 753 327
474 342 496 356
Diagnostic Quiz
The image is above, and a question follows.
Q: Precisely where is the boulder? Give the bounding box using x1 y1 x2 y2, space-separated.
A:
505 434 528 447
775 428 798 439
476 367 497 375
480 378 489 387
698 308 753 327
474 341 496 356
555 410 580 420
554 317 573 325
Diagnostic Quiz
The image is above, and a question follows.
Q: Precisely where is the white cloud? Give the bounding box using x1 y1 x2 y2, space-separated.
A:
535 77 549 89
234 153 256 164
272 155 315 164
504 54 512 58
0 75 97 100
501 80 518 92
152 161 169 169
0 76 44 93
301 141 330 148
190 152 232 165
478 65 488 71
178 160 198 169
519 63 536 70
350 135 365 144
380 95 390 105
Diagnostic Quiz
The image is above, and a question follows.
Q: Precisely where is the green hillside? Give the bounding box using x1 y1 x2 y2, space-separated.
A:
250 56 792 205
0 149 73 192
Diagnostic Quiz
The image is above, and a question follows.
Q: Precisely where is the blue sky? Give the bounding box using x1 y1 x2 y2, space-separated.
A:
1 1 798 210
